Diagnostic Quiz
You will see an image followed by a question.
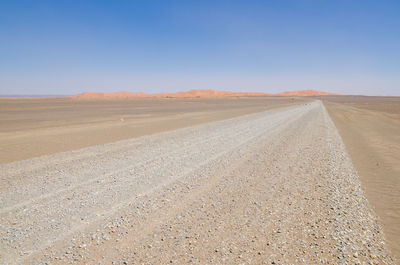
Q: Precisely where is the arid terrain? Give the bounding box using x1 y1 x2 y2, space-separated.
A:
71 89 338 99
0 96 397 264
323 96 400 261
0 96 306 164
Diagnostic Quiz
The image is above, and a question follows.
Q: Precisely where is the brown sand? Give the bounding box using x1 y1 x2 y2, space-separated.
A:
323 96 400 260
0 96 307 164
1 101 392 264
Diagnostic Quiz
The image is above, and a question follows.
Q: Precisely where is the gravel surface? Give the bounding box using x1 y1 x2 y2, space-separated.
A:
0 101 394 264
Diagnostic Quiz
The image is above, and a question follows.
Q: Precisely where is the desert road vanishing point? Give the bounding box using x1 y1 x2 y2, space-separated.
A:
0 101 394 264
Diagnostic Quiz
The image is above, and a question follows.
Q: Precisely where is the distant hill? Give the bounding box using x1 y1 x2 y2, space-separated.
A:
275 90 339 96
71 90 271 98
71 89 338 99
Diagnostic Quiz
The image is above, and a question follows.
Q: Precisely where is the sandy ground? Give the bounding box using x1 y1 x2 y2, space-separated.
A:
0 97 306 164
324 96 400 261
0 101 393 264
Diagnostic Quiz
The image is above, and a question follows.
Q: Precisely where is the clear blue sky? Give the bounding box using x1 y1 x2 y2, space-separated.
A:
1 0 399 95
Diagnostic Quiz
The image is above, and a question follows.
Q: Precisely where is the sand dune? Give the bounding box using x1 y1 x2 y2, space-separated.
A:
71 89 270 99
71 89 337 99
276 89 338 96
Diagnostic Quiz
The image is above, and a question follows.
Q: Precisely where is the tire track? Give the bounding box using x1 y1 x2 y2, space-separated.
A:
0 106 298 211
0 103 314 263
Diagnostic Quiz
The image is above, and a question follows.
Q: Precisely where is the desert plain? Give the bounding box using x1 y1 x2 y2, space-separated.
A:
323 96 400 261
0 95 398 264
0 96 305 164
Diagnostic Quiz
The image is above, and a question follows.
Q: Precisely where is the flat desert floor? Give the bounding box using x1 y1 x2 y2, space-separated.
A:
0 97 305 164
0 96 397 264
323 96 400 261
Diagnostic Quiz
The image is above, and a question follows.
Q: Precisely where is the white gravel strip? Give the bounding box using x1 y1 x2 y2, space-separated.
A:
0 101 393 264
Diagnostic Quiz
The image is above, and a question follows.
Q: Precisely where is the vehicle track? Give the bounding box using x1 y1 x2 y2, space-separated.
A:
0 106 299 209
0 101 394 264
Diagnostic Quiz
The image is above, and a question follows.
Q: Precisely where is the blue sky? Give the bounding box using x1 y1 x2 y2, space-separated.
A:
0 0 399 95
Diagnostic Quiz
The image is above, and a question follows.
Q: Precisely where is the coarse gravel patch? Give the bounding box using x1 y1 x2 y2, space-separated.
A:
0 101 394 264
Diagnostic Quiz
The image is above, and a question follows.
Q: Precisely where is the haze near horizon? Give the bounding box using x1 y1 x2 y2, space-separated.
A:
0 0 399 96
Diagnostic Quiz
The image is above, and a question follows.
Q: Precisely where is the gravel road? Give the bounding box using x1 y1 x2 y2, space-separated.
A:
0 101 394 264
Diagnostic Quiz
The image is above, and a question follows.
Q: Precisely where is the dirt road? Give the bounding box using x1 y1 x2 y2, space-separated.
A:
0 101 394 264
0 97 304 164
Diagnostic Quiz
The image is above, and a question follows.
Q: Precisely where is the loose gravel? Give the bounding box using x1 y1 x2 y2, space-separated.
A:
0 101 394 264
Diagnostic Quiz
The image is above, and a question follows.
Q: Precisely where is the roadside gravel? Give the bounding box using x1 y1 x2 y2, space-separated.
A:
0 101 394 264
